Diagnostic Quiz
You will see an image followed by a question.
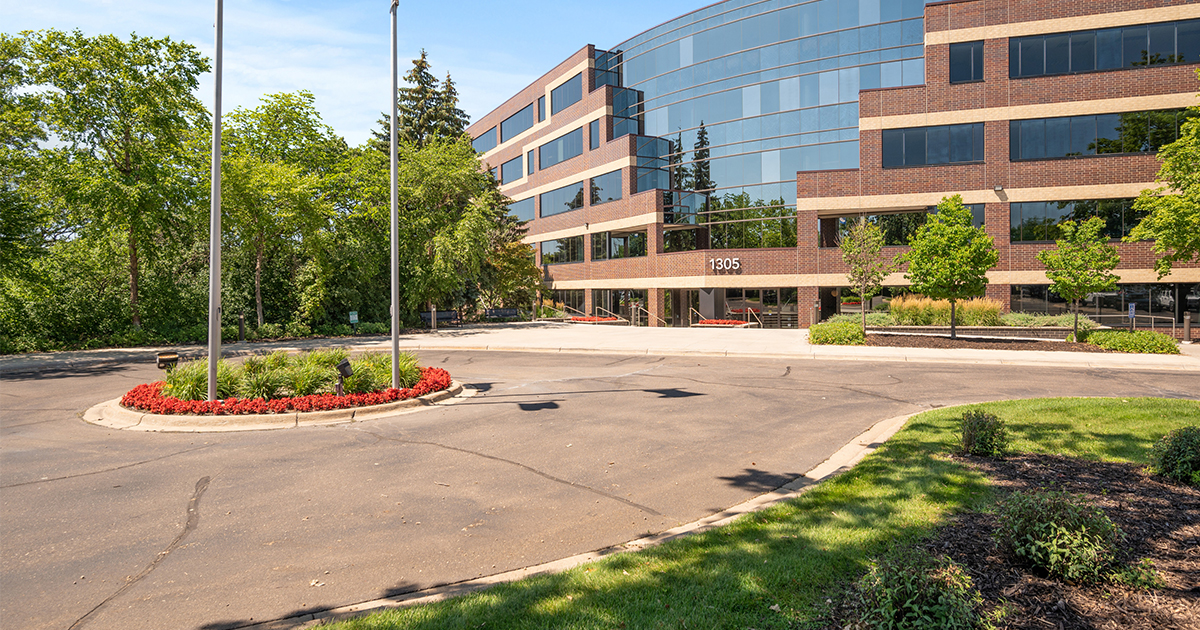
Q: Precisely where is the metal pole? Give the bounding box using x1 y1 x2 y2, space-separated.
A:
389 0 401 389
207 0 224 401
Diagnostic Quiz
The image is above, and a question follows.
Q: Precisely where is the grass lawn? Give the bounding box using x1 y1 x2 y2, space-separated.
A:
323 397 1200 630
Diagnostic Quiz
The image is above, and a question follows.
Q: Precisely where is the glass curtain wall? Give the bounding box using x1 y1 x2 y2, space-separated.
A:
601 0 929 248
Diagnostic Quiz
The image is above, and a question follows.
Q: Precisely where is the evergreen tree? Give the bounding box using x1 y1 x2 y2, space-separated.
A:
692 122 713 192
437 73 470 139
371 51 470 152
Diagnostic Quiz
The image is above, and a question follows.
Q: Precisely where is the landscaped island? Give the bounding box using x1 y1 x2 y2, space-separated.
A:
120 349 452 416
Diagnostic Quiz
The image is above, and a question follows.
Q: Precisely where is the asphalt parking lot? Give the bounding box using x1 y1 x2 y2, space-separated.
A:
3 348 1198 630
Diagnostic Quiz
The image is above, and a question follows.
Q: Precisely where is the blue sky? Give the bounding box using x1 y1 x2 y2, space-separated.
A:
6 0 701 146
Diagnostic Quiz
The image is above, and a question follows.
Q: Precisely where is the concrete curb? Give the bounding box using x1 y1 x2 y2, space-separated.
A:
240 406 928 630
81 382 465 433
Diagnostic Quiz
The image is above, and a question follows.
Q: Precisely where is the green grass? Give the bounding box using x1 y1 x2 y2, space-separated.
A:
323 398 1200 630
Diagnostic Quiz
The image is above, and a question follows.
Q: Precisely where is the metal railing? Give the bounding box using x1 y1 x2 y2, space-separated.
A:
690 307 704 326
594 305 631 324
1091 314 1176 337
633 304 668 328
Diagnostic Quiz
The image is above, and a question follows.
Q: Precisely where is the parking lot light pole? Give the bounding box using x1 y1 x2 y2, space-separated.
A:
207 0 224 401
389 0 401 389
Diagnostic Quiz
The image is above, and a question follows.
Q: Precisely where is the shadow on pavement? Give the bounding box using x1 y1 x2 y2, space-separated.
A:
716 467 804 493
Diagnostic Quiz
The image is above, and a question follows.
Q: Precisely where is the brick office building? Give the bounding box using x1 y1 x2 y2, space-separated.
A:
467 0 1200 330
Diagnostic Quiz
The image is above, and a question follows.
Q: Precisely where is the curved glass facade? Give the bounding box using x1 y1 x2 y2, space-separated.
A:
604 0 928 238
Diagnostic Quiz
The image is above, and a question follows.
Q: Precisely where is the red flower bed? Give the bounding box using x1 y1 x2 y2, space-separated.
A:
571 316 618 322
120 367 452 416
728 308 760 314
697 319 750 326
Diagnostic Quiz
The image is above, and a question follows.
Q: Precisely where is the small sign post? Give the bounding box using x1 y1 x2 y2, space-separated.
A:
349 310 358 334
1128 303 1136 331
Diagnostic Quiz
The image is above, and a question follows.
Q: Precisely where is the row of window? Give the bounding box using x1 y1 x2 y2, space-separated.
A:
471 72 583 154
882 123 985 168
1010 19 1200 79
882 109 1192 167
1011 109 1193 161
528 169 625 219
541 230 649 265
1009 198 1146 242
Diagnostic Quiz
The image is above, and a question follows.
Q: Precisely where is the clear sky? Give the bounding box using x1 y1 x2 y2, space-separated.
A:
5 0 703 146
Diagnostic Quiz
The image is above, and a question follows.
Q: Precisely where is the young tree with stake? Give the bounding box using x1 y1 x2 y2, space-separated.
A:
839 216 895 332
1037 216 1120 340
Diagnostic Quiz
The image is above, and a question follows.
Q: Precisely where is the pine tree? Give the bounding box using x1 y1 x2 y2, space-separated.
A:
692 122 713 192
437 73 470 139
371 50 470 153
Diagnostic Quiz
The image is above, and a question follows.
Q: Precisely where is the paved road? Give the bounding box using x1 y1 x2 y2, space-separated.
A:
2 349 1197 630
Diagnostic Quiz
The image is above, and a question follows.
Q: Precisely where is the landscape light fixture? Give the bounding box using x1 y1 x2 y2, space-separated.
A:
335 358 354 396
156 352 179 371
994 185 1004 191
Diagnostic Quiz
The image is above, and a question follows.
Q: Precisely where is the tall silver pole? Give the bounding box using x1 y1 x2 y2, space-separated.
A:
207 0 224 401
389 0 400 388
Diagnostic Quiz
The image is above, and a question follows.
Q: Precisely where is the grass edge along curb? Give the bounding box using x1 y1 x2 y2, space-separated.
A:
290 397 1199 630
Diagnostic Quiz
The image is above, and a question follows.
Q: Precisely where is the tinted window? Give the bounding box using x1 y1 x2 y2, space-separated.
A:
1123 26 1148 67
1179 20 1200 63
1019 38 1043 76
472 127 497 153
527 150 535 175
1012 109 1186 159
551 73 583 115
501 104 534 143
539 181 585 217
1011 198 1137 241
1070 32 1095 72
1045 34 1070 74
537 96 545 122
508 197 534 222
540 236 583 264
949 41 983 83
1011 20 1195 77
500 155 522 184
589 119 601 150
590 170 622 205
1096 28 1122 69
882 123 984 167
539 128 584 169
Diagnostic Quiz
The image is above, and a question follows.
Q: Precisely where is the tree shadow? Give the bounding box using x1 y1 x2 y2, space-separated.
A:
717 468 805 493
518 401 560 411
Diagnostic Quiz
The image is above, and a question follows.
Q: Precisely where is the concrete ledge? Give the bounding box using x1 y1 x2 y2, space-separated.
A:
82 381 465 433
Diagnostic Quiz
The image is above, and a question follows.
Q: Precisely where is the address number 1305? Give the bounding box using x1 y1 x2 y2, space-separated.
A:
709 257 741 271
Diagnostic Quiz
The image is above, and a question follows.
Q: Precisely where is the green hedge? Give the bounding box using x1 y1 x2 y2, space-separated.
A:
809 320 865 345
1072 329 1180 354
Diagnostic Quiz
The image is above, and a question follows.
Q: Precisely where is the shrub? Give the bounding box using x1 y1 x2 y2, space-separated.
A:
958 409 1008 457
239 368 285 400
283 363 333 397
826 313 898 327
334 324 353 336
858 546 982 630
1002 312 1097 329
809 321 865 345
1079 330 1179 354
257 323 284 339
163 359 242 401
1150 426 1200 486
285 321 311 338
221 325 238 343
358 322 388 335
957 298 1003 326
995 489 1122 584
304 347 349 369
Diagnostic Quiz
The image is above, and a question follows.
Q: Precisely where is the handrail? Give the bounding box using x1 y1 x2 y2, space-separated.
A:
594 305 630 324
634 304 669 328
690 307 704 326
1090 313 1175 336
562 304 588 318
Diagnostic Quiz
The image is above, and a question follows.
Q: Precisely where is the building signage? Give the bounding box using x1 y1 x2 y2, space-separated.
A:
709 257 741 272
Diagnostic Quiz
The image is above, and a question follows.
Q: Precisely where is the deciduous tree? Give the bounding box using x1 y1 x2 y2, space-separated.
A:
840 217 895 332
901 195 998 339
1037 217 1120 340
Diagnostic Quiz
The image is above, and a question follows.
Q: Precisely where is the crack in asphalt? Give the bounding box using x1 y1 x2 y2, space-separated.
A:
68 476 212 630
1 445 214 488
355 429 665 517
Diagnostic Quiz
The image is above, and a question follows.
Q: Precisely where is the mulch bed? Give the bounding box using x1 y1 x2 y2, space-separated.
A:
824 454 1200 629
865 333 1114 353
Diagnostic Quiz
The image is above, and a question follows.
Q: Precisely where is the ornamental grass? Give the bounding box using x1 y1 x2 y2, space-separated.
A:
888 295 1003 326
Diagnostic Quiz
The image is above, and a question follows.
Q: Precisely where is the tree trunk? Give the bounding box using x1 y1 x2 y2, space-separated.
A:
1073 299 1080 341
950 300 957 340
129 225 141 329
861 285 868 334
255 239 264 328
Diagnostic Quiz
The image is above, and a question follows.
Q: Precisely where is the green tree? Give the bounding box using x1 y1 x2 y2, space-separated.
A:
0 33 52 280
840 217 895 332
1036 217 1120 339
692 122 713 191
371 50 466 152
21 29 208 329
224 91 346 176
901 195 998 339
1127 77 1200 277
436 73 470 140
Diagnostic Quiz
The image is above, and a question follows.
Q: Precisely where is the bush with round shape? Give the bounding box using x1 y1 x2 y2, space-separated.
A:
958 409 1008 457
1150 425 1200 486
857 545 982 630
1074 329 1179 354
995 489 1122 584
285 321 311 338
808 320 865 345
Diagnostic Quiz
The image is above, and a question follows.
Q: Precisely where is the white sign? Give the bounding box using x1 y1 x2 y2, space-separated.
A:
349 311 359 324
1128 303 1136 319
709 257 741 272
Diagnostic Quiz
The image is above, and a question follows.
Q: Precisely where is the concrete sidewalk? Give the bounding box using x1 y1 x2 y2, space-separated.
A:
3 322 1198 373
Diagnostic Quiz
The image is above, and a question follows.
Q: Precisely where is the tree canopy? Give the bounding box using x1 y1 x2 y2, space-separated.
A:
1037 217 1120 339
840 217 894 331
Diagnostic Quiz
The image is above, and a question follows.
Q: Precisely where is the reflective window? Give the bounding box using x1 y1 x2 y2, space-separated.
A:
1011 109 1193 160
1010 198 1144 241
590 170 623 205
1010 19 1200 78
950 40 984 83
508 197 535 223
551 73 583 114
537 96 545 122
589 119 601 150
527 150 535 175
501 104 534 143
882 123 984 167
471 127 497 153
539 128 584 169
500 155 522 185
540 236 584 264
539 181 585 217
592 231 647 260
